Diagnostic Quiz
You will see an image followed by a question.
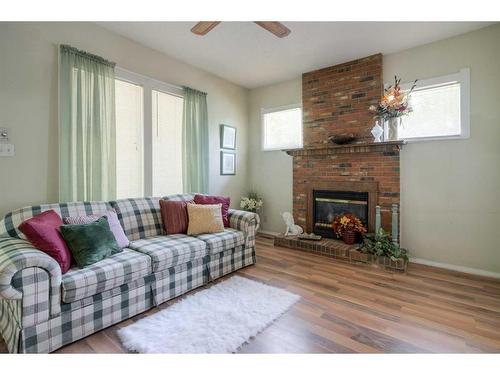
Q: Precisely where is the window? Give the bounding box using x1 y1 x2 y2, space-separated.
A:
115 68 184 199
152 90 184 196
262 105 302 150
398 68 470 141
115 79 144 199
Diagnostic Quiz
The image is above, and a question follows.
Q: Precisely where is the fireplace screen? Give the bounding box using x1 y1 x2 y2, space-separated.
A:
313 190 369 238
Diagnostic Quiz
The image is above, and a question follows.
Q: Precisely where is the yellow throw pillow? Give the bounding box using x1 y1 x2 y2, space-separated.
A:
187 203 225 235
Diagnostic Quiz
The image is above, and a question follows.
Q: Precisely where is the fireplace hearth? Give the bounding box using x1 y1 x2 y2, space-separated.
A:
313 190 368 238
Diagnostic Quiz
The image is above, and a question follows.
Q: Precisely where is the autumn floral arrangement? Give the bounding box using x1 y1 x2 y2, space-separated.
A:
369 76 417 121
332 213 366 244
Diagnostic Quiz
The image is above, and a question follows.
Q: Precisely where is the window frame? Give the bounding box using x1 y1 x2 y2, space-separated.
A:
261 103 303 151
115 67 184 196
395 68 470 143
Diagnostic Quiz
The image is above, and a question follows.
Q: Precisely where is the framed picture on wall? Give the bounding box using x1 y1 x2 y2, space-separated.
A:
220 151 236 175
220 124 236 150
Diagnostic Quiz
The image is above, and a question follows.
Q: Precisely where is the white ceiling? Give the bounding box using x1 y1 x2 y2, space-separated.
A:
98 22 493 89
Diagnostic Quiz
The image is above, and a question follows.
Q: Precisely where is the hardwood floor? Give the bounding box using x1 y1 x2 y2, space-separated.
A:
2 235 500 353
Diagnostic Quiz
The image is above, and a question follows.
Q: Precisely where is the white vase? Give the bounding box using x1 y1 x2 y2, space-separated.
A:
370 121 383 143
385 117 400 141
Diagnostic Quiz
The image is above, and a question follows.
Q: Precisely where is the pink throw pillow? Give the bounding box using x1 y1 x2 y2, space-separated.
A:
193 194 230 227
63 210 130 249
18 210 72 274
159 199 193 235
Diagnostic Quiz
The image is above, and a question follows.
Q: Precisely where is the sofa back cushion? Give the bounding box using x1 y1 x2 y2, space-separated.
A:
0 195 195 240
110 197 164 241
161 193 195 202
0 201 112 239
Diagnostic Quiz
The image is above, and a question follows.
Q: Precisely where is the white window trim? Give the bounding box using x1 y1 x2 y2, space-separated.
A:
115 67 183 196
261 103 303 151
390 68 470 143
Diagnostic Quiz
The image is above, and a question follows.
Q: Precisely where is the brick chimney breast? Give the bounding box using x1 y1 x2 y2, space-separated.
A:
302 53 383 146
291 53 402 237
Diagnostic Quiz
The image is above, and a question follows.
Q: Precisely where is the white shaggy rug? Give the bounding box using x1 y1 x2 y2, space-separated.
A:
117 276 300 353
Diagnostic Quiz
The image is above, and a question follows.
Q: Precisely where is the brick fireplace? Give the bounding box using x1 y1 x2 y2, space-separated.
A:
285 53 403 238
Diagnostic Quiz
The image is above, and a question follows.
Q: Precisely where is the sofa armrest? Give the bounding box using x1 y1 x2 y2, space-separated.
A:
0 237 62 321
228 209 260 249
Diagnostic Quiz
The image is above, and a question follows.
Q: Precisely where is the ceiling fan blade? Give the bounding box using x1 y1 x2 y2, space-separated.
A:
254 22 291 38
191 22 221 36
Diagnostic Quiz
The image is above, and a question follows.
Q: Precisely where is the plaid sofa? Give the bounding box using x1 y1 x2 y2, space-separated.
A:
0 194 259 353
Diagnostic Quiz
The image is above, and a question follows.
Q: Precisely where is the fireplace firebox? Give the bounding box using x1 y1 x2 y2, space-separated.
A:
312 190 369 238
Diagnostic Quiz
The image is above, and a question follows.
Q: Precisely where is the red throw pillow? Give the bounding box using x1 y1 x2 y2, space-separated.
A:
159 199 193 235
193 194 230 227
18 210 72 274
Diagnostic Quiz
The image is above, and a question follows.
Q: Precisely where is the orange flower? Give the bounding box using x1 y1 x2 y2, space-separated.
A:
332 213 366 237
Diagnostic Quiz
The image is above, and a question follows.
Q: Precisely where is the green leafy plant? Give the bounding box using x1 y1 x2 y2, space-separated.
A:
358 228 409 262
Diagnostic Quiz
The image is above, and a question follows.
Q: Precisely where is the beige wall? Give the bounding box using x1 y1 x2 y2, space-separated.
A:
0 22 249 216
248 24 500 273
385 24 500 273
248 78 302 232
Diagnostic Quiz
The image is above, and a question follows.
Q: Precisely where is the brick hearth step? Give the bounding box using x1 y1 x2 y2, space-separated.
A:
273 234 407 272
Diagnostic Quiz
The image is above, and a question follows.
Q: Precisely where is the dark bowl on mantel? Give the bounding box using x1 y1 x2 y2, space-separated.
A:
328 134 357 145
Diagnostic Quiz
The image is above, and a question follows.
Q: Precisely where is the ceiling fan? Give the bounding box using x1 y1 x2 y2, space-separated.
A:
191 21 291 38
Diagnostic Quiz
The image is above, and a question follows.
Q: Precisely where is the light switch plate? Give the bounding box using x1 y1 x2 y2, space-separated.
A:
0 143 15 157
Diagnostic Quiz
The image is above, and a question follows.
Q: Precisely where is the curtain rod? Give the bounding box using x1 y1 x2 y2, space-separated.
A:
60 44 116 67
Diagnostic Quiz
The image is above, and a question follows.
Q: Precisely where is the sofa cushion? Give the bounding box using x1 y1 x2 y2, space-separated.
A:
194 228 245 255
60 217 121 268
61 248 151 303
194 194 231 227
63 210 130 249
18 209 72 274
159 199 192 235
129 234 207 272
110 198 164 241
186 203 225 235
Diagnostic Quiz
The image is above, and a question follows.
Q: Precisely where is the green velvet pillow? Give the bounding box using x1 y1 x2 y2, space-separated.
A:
60 216 121 268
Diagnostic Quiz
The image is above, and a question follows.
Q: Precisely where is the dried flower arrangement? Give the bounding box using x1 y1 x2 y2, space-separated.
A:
369 76 417 120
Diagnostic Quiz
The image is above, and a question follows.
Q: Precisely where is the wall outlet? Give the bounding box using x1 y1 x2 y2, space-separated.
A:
0 128 9 141
0 143 15 157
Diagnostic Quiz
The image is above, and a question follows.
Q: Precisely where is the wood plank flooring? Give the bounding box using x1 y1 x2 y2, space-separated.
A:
1 235 500 353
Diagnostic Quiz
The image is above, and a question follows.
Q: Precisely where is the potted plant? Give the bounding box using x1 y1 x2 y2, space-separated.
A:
240 192 263 213
332 213 366 245
358 228 409 271
369 76 417 141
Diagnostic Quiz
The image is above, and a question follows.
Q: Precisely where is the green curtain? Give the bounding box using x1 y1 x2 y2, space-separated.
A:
59 44 116 202
182 87 209 194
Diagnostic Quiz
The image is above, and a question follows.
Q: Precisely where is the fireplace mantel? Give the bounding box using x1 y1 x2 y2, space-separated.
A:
283 141 405 157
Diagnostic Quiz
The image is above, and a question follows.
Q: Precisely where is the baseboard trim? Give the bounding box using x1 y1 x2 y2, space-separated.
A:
410 257 500 279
